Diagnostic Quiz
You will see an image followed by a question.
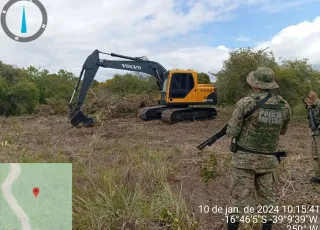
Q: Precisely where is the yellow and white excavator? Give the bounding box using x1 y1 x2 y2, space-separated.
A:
69 50 218 127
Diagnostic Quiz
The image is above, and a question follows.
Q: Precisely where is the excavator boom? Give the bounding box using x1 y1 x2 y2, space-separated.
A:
69 50 168 127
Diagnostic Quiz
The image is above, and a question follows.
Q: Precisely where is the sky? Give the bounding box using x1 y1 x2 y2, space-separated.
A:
0 0 320 82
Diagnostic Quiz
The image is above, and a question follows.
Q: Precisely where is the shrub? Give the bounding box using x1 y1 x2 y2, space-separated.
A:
0 78 39 116
45 97 69 115
197 72 211 84
105 73 158 96
214 47 320 107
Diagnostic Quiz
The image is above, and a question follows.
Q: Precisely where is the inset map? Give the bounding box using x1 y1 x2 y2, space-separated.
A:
0 163 72 230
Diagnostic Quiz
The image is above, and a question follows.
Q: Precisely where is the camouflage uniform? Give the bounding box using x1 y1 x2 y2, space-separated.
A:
312 99 320 125
226 67 291 230
310 98 320 181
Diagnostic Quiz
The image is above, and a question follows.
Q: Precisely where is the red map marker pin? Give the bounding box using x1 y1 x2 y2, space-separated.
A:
33 187 40 198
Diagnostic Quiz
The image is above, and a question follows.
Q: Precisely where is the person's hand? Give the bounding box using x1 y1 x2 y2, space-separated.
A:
305 98 314 106
308 90 318 102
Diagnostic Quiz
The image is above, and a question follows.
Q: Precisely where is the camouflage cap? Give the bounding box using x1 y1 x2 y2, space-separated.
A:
246 67 279 89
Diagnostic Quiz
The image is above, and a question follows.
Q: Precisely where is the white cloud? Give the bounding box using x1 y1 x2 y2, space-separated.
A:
255 16 320 65
152 46 230 81
0 0 238 81
0 0 320 84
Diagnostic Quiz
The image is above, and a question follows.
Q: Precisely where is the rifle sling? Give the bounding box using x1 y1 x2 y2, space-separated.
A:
243 92 272 119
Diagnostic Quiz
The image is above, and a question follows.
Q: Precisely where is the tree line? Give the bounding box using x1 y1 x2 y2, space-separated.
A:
214 48 320 107
0 47 318 116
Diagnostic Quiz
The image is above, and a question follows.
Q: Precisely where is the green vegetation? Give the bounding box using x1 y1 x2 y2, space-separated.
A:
0 63 78 116
197 72 211 84
1 48 318 117
105 73 158 96
200 153 217 183
214 47 320 107
0 62 158 116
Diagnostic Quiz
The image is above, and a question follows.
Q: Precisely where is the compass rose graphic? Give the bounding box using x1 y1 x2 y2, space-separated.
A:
1 0 48 42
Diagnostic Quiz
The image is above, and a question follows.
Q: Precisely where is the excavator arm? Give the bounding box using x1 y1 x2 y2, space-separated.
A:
69 49 168 127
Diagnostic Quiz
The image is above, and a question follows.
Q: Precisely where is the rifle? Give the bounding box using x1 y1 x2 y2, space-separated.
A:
197 124 228 150
301 99 317 132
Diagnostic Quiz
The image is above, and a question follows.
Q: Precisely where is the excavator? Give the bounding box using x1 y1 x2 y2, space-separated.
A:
69 50 218 127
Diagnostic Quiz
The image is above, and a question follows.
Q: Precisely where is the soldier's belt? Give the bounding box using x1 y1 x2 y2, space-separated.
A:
236 145 287 161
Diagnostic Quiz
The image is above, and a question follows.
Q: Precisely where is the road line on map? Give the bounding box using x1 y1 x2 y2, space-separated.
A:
1 163 32 230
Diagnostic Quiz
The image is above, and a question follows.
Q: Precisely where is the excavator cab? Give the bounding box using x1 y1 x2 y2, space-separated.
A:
168 71 196 100
164 71 216 105
69 50 217 127
158 71 217 105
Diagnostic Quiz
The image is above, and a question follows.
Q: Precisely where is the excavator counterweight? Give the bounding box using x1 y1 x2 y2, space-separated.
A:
69 50 217 127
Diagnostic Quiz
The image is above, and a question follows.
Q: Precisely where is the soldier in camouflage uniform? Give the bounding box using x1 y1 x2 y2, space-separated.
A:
226 67 291 230
304 90 320 183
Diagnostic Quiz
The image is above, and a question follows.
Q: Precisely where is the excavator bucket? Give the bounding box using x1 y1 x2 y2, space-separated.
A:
70 109 94 127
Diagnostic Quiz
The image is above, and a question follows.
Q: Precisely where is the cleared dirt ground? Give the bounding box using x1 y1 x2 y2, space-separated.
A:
0 111 319 230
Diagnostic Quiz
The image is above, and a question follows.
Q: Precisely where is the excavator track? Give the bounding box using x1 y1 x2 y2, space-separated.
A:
138 105 168 120
161 107 217 124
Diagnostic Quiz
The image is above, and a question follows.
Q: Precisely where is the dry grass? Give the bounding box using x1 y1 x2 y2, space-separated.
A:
83 93 159 121
0 107 319 229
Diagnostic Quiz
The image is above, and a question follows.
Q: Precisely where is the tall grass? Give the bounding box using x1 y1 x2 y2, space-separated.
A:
72 144 197 229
